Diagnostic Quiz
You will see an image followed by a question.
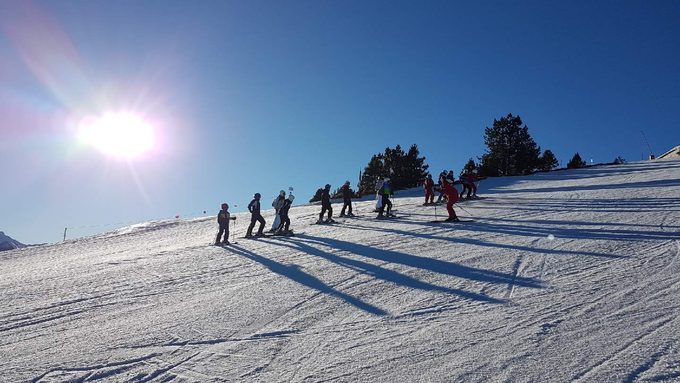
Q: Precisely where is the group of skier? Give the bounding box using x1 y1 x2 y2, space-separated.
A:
214 169 481 245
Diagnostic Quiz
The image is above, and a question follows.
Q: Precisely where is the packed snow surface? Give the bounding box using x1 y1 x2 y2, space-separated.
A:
1 160 679 382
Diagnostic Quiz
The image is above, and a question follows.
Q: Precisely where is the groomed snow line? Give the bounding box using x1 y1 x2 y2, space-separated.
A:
1 160 679 382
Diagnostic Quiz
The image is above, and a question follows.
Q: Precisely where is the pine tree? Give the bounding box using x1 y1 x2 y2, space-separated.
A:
359 154 385 194
358 144 429 194
567 152 586 169
539 150 559 171
479 114 541 176
308 188 324 203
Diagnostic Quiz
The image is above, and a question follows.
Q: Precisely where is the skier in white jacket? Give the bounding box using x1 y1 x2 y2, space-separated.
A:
269 190 286 232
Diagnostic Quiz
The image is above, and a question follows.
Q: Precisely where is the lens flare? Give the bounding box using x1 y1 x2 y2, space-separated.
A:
78 112 155 159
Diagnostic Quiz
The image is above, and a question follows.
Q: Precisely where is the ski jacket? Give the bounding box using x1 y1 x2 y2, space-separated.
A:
279 199 292 217
272 196 285 212
379 182 393 197
248 199 261 215
340 184 354 202
321 189 331 206
441 180 459 203
217 209 231 227
424 178 434 190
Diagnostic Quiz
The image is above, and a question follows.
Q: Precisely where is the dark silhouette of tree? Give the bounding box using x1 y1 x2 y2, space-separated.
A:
479 113 541 176
567 152 587 169
539 150 559 171
357 144 429 194
460 158 478 177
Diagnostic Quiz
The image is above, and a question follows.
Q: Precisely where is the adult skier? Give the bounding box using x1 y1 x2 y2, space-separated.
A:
215 203 236 245
275 194 294 234
245 193 266 238
440 173 460 222
423 174 435 205
339 181 355 217
376 177 394 218
461 170 477 199
270 190 286 232
317 184 335 223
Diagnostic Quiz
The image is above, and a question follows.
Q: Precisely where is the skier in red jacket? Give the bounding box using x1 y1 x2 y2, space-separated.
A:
440 173 460 222
423 174 435 205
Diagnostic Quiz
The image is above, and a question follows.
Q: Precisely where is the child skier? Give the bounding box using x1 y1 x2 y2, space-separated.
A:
440 173 460 222
339 181 355 217
270 190 286 232
215 203 236 245
275 194 294 234
317 184 335 223
245 193 266 238
423 174 435 205
376 177 394 218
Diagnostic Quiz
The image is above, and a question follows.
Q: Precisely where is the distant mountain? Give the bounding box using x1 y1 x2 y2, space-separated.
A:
0 231 25 251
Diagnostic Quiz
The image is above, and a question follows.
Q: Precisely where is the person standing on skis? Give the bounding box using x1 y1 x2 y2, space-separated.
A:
246 193 266 238
339 181 355 217
423 174 435 205
440 173 460 222
317 184 335 223
436 170 447 203
270 190 286 232
374 177 384 212
276 194 294 234
215 203 236 245
377 177 394 218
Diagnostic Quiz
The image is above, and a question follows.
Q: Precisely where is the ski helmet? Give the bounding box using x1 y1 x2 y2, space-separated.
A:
280 190 286 196
325 184 331 189
221 203 228 209
254 193 261 199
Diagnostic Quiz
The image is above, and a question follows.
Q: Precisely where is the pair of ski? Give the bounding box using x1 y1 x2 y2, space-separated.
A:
429 219 474 223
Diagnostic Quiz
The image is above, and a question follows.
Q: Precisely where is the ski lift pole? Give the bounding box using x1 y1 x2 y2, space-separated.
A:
63 227 67 241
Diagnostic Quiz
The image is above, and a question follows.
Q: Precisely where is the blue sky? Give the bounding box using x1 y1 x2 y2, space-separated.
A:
1 0 679 244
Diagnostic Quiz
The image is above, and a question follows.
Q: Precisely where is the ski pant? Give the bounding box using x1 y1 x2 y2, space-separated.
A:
460 184 468 198
436 187 444 202
216 224 229 243
341 200 352 215
277 213 290 232
271 212 281 231
319 203 332 221
425 188 434 204
465 183 477 198
378 196 392 216
446 200 458 219
247 214 265 236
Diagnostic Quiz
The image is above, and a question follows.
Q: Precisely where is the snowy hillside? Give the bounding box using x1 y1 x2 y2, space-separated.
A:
1 160 679 382
0 231 25 251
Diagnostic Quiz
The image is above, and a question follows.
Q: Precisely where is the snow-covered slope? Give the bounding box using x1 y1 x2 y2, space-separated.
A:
1 160 679 382
0 231 25 251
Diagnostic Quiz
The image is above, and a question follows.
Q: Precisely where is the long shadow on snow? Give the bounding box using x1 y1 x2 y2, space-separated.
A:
342 221 622 259
226 244 388 316
468 217 680 242
487 178 680 195
289 234 542 289
261 237 505 304
472 197 680 214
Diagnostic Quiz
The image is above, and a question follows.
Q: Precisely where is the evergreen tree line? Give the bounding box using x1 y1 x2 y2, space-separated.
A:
311 113 623 200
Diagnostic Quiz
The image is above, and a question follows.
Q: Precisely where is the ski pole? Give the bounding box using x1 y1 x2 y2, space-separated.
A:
457 204 473 218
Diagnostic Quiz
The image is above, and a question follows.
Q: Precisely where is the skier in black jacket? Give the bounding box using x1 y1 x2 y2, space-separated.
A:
317 184 335 223
275 194 294 234
215 203 236 245
246 193 266 238
339 181 355 217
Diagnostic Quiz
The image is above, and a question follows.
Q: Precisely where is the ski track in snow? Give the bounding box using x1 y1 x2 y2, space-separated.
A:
1 160 680 382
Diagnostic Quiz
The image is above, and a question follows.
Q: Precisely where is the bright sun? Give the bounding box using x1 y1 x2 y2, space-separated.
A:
78 112 155 159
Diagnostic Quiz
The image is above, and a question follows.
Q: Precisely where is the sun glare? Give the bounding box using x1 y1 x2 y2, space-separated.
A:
78 112 155 159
